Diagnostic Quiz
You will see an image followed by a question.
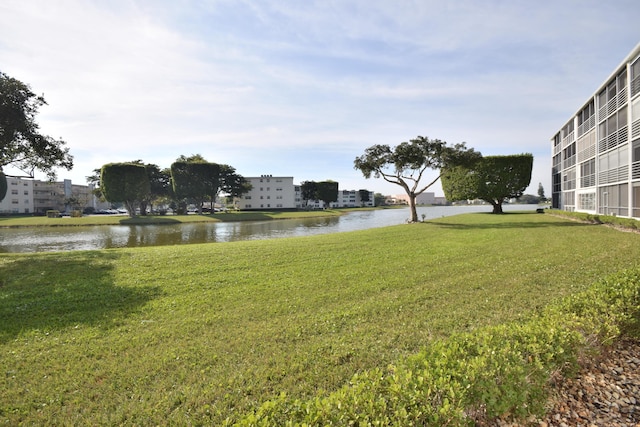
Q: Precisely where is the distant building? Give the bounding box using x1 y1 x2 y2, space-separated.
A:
393 192 438 205
236 175 374 210
32 179 104 214
0 176 34 214
236 175 297 210
552 42 640 217
305 189 375 209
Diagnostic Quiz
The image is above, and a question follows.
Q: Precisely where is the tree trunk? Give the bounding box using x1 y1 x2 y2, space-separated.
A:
409 195 419 222
125 200 137 217
139 200 148 216
490 200 503 214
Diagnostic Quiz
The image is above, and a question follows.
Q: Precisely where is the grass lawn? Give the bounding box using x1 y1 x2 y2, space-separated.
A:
1 212 639 424
0 209 344 227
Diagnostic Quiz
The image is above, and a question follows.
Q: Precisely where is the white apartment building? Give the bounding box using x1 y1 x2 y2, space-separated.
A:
32 179 104 214
552 42 640 217
236 175 375 210
236 175 297 210
304 189 375 209
1 177 105 215
0 176 34 214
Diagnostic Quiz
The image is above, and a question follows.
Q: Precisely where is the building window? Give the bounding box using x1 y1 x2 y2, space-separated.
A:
580 159 596 187
579 193 596 211
631 57 640 98
599 183 629 216
562 168 576 191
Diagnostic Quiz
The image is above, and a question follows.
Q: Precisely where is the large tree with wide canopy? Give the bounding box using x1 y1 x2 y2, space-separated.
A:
441 154 533 214
0 71 73 179
354 136 480 222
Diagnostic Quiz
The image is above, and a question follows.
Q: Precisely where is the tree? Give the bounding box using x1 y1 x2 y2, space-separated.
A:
140 163 171 215
170 158 220 214
441 154 533 214
354 136 480 222
300 181 318 208
100 163 151 217
358 189 370 207
218 164 251 203
0 72 73 179
374 192 386 207
316 181 338 209
0 171 7 202
537 182 546 202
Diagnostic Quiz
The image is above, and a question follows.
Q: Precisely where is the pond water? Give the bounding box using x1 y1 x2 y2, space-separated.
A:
0 205 540 253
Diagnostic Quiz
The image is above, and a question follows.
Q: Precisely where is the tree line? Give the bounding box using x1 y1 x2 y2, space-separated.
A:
354 136 533 220
89 155 250 217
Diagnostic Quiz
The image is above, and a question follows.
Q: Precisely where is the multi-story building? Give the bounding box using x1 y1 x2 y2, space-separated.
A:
0 176 34 214
236 175 375 210
552 42 640 218
335 189 374 208
236 175 297 210
305 189 375 209
32 179 103 214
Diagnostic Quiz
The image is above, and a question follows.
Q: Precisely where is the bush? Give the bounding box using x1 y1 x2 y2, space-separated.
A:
547 209 639 230
232 268 640 426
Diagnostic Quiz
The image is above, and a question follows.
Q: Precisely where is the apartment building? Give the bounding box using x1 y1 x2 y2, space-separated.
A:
305 189 375 209
236 175 297 210
552 42 640 218
32 179 103 214
236 175 375 210
335 189 374 208
0 176 34 214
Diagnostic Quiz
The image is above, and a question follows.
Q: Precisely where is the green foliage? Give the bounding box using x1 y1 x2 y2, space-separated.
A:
170 160 220 212
442 154 533 214
100 163 151 216
0 171 7 202
358 189 370 205
316 181 338 207
300 180 318 204
354 136 480 221
547 209 640 230
219 164 251 199
0 71 73 179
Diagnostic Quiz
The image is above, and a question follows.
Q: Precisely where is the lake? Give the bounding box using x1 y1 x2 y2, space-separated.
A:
0 205 541 253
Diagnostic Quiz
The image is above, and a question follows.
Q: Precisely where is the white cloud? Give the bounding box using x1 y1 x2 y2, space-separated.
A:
1 0 639 196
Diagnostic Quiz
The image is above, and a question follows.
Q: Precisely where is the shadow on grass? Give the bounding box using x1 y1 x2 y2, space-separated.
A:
425 212 594 230
212 212 274 222
119 217 182 225
0 251 161 342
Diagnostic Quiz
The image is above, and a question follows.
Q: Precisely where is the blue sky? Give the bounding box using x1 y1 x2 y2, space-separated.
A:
1 0 639 197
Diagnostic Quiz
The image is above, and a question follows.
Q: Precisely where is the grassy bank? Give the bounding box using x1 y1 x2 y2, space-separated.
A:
0 209 344 227
1 212 639 424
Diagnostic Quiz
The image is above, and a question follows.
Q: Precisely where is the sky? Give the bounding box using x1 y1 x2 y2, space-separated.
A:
1 0 639 197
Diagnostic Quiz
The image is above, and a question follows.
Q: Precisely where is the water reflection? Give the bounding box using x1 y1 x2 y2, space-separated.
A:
0 205 539 253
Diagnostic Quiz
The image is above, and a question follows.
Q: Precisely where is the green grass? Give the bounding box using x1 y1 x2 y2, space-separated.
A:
1 212 639 424
0 209 343 227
